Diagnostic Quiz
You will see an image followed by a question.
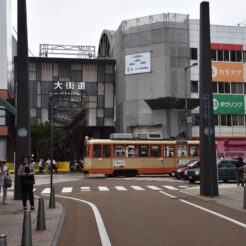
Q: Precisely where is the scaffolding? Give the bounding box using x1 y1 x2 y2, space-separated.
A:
39 44 96 58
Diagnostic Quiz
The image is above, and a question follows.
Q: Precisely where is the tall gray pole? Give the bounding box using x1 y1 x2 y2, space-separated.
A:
15 0 31 200
199 1 218 196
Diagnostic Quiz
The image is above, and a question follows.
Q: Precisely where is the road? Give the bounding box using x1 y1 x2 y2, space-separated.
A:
34 174 246 246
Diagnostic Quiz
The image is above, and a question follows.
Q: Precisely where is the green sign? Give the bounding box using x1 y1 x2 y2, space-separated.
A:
213 94 245 115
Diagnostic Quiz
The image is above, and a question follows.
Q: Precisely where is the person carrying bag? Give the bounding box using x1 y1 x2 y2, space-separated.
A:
18 156 35 210
0 158 9 205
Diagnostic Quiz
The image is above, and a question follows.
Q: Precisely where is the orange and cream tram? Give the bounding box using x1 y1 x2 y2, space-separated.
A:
84 136 199 177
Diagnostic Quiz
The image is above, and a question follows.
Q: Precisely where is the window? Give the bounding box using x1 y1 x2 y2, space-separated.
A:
164 145 174 157
189 145 199 156
224 83 230 93
220 115 227 126
114 145 125 157
103 145 110 157
138 145 149 157
218 50 223 61
236 51 242 62
190 81 198 93
214 115 219 126
211 50 216 61
193 114 200 125
190 48 198 60
230 50 236 62
150 145 161 157
126 145 137 157
0 108 6 125
93 145 101 158
177 145 188 157
212 82 218 93
224 50 229 61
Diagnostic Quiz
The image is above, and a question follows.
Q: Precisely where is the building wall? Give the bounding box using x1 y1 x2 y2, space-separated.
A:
113 13 190 137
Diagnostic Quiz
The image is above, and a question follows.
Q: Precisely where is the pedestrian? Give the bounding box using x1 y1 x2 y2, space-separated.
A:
0 158 8 204
38 158 44 173
52 159 58 173
17 156 35 210
235 157 246 187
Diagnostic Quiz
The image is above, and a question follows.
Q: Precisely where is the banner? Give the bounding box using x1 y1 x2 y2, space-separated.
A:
212 62 244 82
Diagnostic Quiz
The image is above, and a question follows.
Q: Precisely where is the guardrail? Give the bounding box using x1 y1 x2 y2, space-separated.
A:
5 162 70 174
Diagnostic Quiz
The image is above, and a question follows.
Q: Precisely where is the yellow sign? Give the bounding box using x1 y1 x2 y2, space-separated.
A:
212 62 244 82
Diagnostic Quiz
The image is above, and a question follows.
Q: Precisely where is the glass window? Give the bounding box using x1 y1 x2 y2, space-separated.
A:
232 115 239 126
230 50 236 62
190 48 198 60
211 50 216 61
150 145 161 157
138 145 149 157
114 145 125 157
239 115 244 126
231 83 237 93
177 145 188 157
236 51 242 62
218 83 225 93
212 82 217 93
190 81 198 93
103 145 110 157
126 145 137 157
220 115 227 126
224 83 230 93
243 51 246 62
164 145 174 157
193 114 200 125
238 83 243 94
214 115 219 126
93 145 101 158
189 145 199 156
218 50 223 61
224 50 229 61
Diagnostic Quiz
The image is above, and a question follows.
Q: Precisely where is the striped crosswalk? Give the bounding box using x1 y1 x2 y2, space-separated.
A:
40 184 186 194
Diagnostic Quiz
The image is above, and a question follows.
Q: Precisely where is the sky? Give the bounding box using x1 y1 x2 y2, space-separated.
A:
10 0 246 56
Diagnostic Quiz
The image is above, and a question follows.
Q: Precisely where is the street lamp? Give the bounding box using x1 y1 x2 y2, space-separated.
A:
184 62 198 139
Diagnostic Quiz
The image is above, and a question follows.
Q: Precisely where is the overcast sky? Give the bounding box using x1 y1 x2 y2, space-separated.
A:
11 0 246 56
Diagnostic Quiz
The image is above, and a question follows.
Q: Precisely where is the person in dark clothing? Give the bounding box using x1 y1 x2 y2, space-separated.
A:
235 157 246 187
17 156 35 210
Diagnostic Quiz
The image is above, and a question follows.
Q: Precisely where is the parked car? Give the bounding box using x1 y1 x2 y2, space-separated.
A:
174 160 200 180
187 159 238 183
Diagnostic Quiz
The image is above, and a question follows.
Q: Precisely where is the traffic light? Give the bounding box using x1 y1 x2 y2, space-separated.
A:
48 103 57 121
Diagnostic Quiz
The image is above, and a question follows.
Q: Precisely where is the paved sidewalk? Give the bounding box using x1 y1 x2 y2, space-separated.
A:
0 192 64 246
182 184 246 212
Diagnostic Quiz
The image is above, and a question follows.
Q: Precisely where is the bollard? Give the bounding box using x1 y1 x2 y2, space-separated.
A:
49 186 56 208
0 234 7 246
37 197 46 230
244 186 246 209
21 210 32 246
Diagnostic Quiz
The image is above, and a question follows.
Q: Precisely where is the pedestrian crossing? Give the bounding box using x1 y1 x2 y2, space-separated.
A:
39 184 185 194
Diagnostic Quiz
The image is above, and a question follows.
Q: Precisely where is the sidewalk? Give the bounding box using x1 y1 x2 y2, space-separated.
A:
182 184 246 212
0 191 64 246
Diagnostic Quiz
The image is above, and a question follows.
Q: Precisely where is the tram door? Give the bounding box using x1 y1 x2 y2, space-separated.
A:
93 144 111 173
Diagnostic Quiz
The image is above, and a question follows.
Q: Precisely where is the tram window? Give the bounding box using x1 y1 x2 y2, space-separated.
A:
93 145 101 158
177 145 188 157
103 145 110 157
164 145 174 157
126 145 136 157
114 145 125 157
189 145 199 156
150 145 161 157
138 145 149 157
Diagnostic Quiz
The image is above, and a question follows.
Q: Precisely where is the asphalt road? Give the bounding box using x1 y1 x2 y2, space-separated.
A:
34 175 246 246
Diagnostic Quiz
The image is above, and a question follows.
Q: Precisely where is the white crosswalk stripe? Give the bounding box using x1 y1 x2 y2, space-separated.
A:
115 186 127 191
98 186 110 191
61 187 73 193
147 185 162 191
131 185 145 191
163 185 178 190
41 188 50 194
81 186 91 191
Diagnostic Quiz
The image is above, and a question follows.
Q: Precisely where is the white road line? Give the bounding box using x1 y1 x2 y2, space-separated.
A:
56 195 111 246
81 186 91 191
147 185 162 191
61 187 73 193
115 186 127 191
41 188 50 194
131 186 145 191
163 185 178 190
98 186 110 191
178 186 189 188
160 191 246 229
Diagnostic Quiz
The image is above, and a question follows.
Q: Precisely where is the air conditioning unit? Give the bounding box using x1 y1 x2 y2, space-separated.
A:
109 133 133 139
136 132 163 140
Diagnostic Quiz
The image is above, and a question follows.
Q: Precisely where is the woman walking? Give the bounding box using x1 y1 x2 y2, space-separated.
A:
18 156 35 210
0 158 8 204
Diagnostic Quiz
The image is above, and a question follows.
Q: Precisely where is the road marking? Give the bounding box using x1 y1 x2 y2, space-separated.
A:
115 186 127 191
147 185 162 191
159 191 246 229
61 187 73 193
178 185 188 188
41 188 50 194
81 186 91 191
98 186 109 191
131 186 145 191
56 195 111 246
163 185 178 190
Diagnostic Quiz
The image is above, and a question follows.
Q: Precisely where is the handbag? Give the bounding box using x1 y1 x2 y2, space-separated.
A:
4 175 12 188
